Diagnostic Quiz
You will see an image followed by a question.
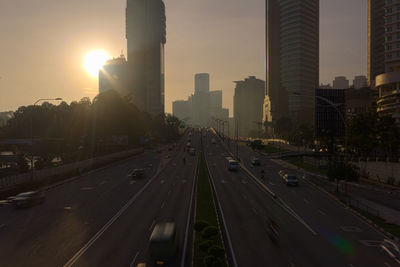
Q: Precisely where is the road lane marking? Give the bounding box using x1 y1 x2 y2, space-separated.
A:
242 194 248 200
221 180 228 184
359 240 382 247
99 180 107 185
160 180 165 184
80 187 94 191
384 263 391 267
168 190 172 195
269 182 275 186
129 252 139 267
161 201 165 209
341 226 362 232
130 180 136 185
318 210 326 216
63 170 160 267
303 198 310 204
241 180 248 184
181 179 187 183
149 220 155 231
0 224 4 229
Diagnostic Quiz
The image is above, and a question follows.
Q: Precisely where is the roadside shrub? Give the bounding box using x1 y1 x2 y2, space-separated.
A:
203 255 216 266
208 245 225 258
199 240 214 252
327 161 359 182
202 226 219 239
194 220 210 232
387 176 395 185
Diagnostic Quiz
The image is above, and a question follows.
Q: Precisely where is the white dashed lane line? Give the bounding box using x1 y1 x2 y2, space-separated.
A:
318 210 326 216
161 201 166 209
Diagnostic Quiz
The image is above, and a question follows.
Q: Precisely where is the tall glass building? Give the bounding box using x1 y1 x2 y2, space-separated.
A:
264 0 319 126
126 0 166 115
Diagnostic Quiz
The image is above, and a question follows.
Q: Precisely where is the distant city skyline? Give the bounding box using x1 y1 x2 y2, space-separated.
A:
0 0 367 115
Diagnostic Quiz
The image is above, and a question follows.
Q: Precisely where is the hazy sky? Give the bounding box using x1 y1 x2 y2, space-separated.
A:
0 0 367 115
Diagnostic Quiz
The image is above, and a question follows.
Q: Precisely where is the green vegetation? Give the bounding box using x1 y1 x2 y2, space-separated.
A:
0 90 182 174
286 156 327 176
194 155 227 267
353 207 400 239
263 144 285 154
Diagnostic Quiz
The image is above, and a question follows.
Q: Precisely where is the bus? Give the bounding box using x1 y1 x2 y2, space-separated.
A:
150 222 177 265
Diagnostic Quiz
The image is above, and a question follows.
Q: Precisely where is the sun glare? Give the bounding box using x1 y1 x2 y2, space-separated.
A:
83 50 110 77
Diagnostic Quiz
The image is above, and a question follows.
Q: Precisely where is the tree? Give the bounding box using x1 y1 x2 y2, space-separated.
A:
346 112 378 157
275 117 293 140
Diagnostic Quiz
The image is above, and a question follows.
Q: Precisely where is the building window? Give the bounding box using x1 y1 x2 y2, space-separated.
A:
387 17 393 23
386 0 392 4
386 35 393 41
387 53 393 60
387 44 393 50
387 26 393 32
386 8 393 14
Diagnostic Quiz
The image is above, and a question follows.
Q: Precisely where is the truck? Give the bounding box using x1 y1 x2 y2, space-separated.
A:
226 157 239 171
150 222 177 265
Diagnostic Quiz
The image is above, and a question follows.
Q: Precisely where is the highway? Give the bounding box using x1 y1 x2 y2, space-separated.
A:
204 130 400 267
0 129 199 267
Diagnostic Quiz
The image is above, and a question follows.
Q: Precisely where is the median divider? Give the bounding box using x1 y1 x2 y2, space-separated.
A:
193 152 233 267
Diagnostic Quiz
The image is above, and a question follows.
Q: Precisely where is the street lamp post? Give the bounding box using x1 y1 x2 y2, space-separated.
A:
30 98 62 181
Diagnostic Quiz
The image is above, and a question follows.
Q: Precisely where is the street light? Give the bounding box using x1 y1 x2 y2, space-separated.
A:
30 98 63 181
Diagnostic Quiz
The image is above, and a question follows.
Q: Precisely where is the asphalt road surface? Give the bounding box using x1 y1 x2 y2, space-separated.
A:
204 130 399 267
0 130 199 267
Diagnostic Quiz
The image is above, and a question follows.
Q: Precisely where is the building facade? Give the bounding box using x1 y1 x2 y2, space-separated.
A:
315 88 346 140
234 76 266 137
172 100 190 121
353 75 368 89
264 0 319 127
332 76 350 89
194 73 210 93
375 0 400 127
368 0 385 86
126 0 166 115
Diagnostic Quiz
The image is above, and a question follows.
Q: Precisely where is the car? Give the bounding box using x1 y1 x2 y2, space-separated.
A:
250 157 261 166
150 222 177 264
282 174 299 186
130 168 145 178
188 132 192 137
227 158 239 171
186 142 191 147
278 170 286 177
137 264 146 267
189 148 196 155
12 191 45 208
211 138 216 144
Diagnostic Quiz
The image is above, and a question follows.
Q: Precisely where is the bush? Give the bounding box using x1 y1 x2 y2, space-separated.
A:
327 161 359 182
208 245 225 258
199 240 214 252
203 255 216 266
194 220 210 232
202 226 219 239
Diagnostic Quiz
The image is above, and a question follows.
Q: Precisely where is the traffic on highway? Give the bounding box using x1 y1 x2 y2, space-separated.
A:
0 128 399 267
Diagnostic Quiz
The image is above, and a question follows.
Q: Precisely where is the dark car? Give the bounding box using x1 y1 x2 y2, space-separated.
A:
282 174 299 186
250 157 261 166
12 191 45 208
189 148 196 155
130 168 145 178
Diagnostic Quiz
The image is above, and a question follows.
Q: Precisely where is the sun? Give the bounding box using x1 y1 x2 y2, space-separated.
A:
83 50 110 77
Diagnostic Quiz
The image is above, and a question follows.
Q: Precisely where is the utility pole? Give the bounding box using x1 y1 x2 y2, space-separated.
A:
236 118 239 160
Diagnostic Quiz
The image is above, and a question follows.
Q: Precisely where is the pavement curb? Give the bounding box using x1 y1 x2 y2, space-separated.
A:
271 159 400 244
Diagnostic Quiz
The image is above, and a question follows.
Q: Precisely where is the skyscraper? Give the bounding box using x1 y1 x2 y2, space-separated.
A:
126 0 166 115
368 0 385 87
264 0 319 126
194 73 210 93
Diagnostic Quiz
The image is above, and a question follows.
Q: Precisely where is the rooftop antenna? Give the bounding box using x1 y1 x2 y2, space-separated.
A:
120 49 125 59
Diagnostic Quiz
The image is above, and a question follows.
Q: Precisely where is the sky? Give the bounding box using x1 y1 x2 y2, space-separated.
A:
0 0 367 115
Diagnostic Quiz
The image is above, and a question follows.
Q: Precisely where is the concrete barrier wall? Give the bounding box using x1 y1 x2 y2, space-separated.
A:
355 160 400 185
0 148 143 191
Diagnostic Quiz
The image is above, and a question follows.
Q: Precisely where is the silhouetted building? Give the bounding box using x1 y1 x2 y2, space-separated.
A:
172 100 190 121
194 73 210 93
353 75 368 89
99 55 131 95
315 88 346 140
346 87 377 120
333 76 350 89
368 0 385 87
320 83 332 89
264 0 319 127
126 0 166 115
234 76 265 137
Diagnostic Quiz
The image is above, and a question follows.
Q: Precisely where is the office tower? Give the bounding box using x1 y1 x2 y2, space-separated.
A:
353 75 368 89
375 0 400 127
332 76 350 89
99 55 131 95
194 73 210 93
234 76 265 137
368 0 385 87
126 0 166 115
172 100 191 121
264 0 319 126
